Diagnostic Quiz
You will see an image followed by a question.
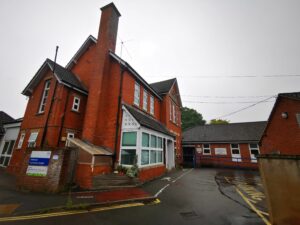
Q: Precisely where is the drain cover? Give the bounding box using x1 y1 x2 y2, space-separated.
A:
180 211 199 220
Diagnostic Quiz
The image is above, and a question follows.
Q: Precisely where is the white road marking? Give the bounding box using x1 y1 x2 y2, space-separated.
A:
154 184 170 197
154 169 193 197
172 168 193 183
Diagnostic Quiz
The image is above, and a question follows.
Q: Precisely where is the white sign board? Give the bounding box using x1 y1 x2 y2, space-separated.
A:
215 148 227 155
27 151 51 176
196 148 202 154
26 166 48 176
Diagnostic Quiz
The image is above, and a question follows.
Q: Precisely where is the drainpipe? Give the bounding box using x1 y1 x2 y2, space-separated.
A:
41 46 59 148
57 88 71 147
113 63 125 169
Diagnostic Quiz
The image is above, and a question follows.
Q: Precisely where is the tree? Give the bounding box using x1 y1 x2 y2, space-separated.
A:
210 119 230 124
181 107 206 130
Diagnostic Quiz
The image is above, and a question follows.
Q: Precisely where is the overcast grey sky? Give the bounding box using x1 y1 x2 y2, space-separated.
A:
0 0 299 122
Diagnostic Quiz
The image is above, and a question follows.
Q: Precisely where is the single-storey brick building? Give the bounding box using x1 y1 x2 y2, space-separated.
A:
182 121 267 169
7 3 182 191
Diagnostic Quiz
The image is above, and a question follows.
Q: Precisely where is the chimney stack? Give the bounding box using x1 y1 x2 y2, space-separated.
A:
82 3 121 143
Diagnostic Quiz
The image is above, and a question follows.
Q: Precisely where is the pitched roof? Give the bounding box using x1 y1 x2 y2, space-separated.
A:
183 121 267 143
46 59 87 93
0 111 15 135
109 51 162 100
150 78 176 95
22 59 88 96
124 104 174 137
66 35 97 69
278 92 300 101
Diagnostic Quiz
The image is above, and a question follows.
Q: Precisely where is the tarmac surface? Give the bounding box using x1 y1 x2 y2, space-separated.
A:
0 168 270 225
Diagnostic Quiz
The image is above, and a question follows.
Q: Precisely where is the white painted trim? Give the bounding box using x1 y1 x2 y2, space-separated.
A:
248 143 260 163
230 143 242 162
202 144 211 155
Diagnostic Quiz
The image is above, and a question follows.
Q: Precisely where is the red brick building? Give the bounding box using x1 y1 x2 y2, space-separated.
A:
182 122 267 169
260 92 300 155
7 3 182 191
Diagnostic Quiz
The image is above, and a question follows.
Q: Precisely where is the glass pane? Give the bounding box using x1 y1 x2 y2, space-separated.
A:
157 151 163 163
142 133 149 147
0 157 4 164
157 137 162 149
2 142 9 154
150 150 156 164
231 144 238 149
29 132 38 142
141 150 149 165
204 149 211 154
251 150 259 155
203 144 210 148
7 140 15 155
122 132 137 146
151 135 157 148
121 149 136 165
3 157 10 167
232 149 240 154
250 144 258 149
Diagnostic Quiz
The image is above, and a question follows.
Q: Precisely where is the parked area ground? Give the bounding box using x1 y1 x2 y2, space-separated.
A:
0 168 270 225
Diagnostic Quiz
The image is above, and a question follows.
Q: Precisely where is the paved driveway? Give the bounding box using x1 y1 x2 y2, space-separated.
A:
0 168 270 225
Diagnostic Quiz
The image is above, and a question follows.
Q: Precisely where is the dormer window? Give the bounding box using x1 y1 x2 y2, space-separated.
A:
72 96 80 112
38 80 51 113
150 96 154 115
134 82 140 106
143 90 148 111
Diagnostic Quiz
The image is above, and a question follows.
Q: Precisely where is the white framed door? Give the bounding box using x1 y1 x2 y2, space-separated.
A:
249 144 260 163
230 144 241 162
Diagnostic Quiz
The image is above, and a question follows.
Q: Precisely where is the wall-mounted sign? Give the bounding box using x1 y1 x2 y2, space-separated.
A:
215 148 227 155
52 155 59 160
27 151 51 176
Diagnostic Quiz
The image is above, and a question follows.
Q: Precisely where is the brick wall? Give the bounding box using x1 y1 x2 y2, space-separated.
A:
261 97 300 155
16 149 73 192
138 165 166 182
189 143 259 169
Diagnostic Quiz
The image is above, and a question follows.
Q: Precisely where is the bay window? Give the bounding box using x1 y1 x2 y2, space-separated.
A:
121 132 137 165
141 132 163 166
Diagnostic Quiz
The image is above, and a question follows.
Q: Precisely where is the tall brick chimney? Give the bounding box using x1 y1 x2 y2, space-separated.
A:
82 3 121 143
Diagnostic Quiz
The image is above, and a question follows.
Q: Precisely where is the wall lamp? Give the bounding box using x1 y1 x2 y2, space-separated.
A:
281 112 288 119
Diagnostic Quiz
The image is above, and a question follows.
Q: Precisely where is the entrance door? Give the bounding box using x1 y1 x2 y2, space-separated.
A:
0 140 15 167
183 147 195 167
230 144 241 162
166 140 175 170
249 144 259 163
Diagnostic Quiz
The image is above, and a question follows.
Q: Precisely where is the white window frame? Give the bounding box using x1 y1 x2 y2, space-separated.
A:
202 144 211 155
173 104 176 122
143 90 148 111
120 131 137 166
0 140 16 167
38 80 51 113
66 132 75 147
249 143 260 163
150 96 154 115
134 82 140 106
17 132 25 149
72 96 80 112
28 132 38 148
140 132 164 167
231 144 241 162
